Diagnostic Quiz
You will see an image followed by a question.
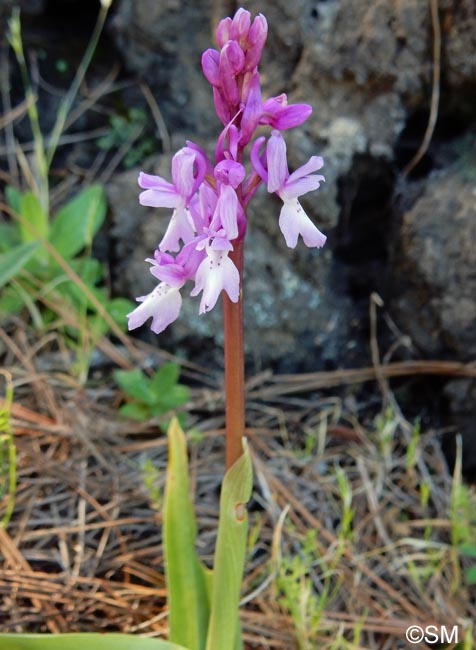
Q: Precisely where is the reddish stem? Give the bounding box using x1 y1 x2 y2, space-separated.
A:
223 239 245 470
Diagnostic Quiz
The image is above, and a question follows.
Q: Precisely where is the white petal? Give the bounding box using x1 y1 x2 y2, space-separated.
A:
279 199 326 249
127 283 182 334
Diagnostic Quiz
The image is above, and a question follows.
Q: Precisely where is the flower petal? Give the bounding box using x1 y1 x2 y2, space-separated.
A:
127 283 182 334
250 136 268 182
138 173 180 208
279 199 327 249
212 184 239 240
190 250 239 313
159 206 195 252
287 156 324 183
171 148 199 198
280 175 325 200
239 70 262 145
266 130 288 193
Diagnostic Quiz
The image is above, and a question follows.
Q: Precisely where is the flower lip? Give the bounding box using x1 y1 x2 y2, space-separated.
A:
127 282 182 334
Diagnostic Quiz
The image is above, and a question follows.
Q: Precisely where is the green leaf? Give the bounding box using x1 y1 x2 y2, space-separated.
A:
466 565 476 585
0 633 187 650
460 544 476 558
19 192 49 243
0 241 39 289
150 363 180 394
115 369 156 406
106 297 135 329
0 222 20 251
49 185 106 259
205 441 253 650
151 386 189 414
150 364 189 410
0 285 24 316
164 418 210 650
119 402 151 421
5 185 22 213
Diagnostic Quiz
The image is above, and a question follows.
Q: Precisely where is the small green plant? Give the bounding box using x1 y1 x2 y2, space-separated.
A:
98 108 157 169
0 184 133 381
335 465 354 542
1 6 133 382
275 528 333 649
375 405 398 468
450 441 476 589
115 363 190 425
142 457 162 510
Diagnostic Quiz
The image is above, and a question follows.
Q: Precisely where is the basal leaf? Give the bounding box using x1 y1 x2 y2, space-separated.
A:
19 192 49 243
0 241 39 289
0 222 20 252
5 185 22 213
150 363 181 394
157 386 190 412
119 402 151 421
0 633 187 650
164 418 210 650
49 185 106 259
205 441 253 650
0 285 24 316
115 369 156 406
106 297 135 329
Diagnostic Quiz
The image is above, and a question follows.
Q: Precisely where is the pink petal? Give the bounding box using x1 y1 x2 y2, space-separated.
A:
239 71 262 146
201 49 220 86
250 136 268 182
138 173 180 208
171 149 196 198
281 175 325 200
213 185 239 240
245 14 268 70
287 156 324 183
266 130 288 193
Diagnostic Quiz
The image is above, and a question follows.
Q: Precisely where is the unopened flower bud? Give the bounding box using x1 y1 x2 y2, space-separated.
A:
245 13 267 70
216 16 232 47
230 8 251 44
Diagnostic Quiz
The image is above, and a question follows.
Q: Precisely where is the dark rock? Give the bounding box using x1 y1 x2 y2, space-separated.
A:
391 163 476 359
443 378 476 477
109 0 217 137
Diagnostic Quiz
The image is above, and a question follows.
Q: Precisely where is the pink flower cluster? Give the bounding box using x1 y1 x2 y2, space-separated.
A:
128 8 326 335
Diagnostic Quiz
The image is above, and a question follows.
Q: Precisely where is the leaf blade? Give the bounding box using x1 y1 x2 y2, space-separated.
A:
0 241 39 289
164 418 210 650
49 184 106 259
205 441 252 650
0 633 187 650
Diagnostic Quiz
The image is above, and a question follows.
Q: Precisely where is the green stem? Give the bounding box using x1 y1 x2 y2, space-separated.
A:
9 9 49 214
46 2 110 167
0 371 16 528
223 240 245 470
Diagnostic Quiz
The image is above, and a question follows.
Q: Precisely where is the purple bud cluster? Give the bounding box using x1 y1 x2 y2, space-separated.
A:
128 8 326 335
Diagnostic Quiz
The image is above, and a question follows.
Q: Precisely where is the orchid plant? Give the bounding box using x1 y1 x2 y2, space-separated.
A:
1 7 326 650
128 8 326 470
